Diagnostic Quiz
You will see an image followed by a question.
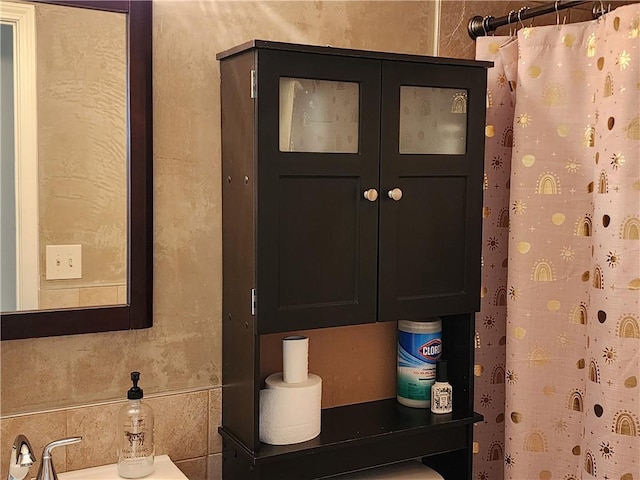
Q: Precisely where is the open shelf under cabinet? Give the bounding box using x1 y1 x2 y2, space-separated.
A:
220 398 483 479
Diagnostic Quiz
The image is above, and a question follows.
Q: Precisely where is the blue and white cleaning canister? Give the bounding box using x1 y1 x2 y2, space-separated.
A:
397 318 442 408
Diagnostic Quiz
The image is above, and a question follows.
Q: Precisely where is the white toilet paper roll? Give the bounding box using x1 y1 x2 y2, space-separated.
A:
282 335 309 383
259 373 322 445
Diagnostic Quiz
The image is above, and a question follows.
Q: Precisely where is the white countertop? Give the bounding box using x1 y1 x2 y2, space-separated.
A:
57 455 188 480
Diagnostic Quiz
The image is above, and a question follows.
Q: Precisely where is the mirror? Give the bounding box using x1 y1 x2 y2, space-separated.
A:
1 0 152 340
2 1 127 313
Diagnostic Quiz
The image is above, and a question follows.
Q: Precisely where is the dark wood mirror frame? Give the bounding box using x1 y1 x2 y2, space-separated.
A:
1 0 153 340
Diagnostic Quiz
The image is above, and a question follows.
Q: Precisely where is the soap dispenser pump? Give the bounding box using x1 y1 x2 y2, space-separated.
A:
117 372 155 479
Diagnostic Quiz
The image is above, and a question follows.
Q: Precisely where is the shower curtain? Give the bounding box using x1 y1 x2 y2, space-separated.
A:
474 4 639 480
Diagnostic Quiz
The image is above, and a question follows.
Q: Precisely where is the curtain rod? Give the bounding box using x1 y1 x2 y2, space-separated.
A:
467 0 603 39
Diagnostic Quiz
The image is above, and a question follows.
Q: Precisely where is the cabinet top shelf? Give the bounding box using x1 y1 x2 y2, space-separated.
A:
216 39 493 69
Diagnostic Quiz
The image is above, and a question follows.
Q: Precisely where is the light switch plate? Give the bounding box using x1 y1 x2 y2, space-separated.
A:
46 244 82 280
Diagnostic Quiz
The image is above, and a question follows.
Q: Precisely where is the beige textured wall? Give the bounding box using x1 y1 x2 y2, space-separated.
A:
7 1 635 478
1 2 437 479
36 3 128 304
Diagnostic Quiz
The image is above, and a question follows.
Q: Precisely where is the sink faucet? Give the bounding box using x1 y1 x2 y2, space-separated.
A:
35 437 82 480
7 434 36 480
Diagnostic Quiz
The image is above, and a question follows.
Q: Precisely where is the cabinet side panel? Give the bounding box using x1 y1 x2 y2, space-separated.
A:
441 313 474 415
221 51 259 451
463 67 488 316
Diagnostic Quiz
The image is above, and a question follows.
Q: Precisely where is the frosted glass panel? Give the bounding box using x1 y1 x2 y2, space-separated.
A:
279 78 359 153
399 86 468 154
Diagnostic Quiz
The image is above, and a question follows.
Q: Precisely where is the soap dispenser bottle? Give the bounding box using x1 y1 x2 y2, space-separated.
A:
117 372 154 478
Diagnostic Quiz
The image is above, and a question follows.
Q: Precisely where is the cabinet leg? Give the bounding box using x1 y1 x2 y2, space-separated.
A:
221 442 258 480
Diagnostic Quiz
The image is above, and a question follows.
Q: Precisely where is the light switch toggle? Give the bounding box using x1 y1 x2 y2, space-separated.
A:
46 244 82 280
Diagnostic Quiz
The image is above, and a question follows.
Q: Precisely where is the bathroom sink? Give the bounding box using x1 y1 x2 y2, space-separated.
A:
57 455 188 480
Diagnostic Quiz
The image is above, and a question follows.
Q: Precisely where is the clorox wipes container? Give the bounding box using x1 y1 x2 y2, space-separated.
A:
397 318 442 408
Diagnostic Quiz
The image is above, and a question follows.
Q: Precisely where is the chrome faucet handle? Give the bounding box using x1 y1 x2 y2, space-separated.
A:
35 437 82 480
8 434 36 480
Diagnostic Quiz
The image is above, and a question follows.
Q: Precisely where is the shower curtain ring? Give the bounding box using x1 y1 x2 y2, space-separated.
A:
507 10 518 37
554 1 566 30
593 0 610 22
517 6 529 30
507 10 516 37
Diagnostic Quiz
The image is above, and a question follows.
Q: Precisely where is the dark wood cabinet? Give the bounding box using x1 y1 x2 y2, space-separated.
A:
218 40 491 479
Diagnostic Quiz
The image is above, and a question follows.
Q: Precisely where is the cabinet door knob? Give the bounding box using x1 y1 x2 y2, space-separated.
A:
363 189 378 202
388 188 403 201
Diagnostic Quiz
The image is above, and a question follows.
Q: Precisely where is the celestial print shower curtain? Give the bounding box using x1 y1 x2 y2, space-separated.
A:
473 35 515 480
502 4 639 480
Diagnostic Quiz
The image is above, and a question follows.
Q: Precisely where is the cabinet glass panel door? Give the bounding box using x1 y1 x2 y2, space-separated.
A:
279 78 359 153
378 61 486 321
257 49 381 334
399 86 468 155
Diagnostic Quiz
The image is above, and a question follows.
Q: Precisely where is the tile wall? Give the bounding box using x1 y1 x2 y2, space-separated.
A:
0 388 222 480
